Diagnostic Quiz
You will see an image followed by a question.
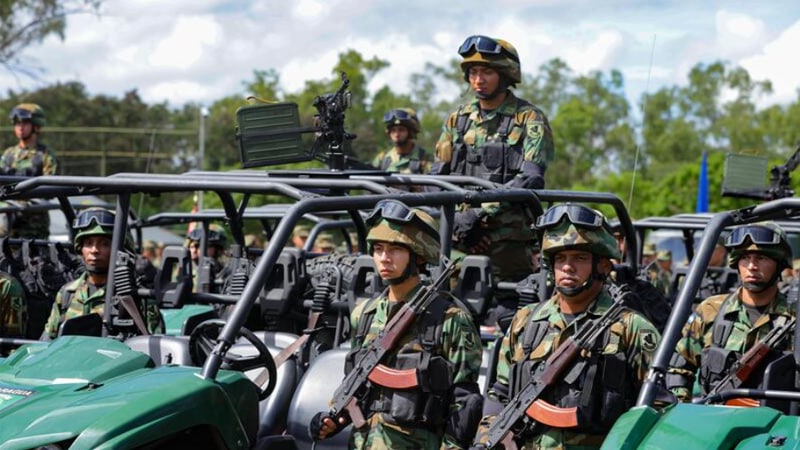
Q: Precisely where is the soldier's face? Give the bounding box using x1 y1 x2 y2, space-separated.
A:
468 66 500 97
13 121 34 140
372 241 411 280
81 235 112 272
553 250 594 288
388 125 410 146
738 253 778 285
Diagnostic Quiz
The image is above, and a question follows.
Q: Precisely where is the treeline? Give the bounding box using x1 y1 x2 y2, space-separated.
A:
2 50 799 219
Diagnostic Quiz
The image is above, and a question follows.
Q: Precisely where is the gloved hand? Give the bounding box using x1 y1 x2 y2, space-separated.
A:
506 161 545 190
453 209 487 249
309 411 347 440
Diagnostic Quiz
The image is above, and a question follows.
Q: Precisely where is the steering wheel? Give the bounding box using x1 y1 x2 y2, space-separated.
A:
188 319 277 399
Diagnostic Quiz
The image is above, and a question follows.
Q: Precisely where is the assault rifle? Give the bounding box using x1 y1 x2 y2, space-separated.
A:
326 256 461 429
700 315 796 406
480 282 634 450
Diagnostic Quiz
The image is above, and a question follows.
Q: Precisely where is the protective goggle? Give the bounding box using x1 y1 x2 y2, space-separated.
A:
458 35 519 62
73 209 116 230
383 109 413 124
536 204 609 231
9 108 33 123
726 226 782 248
365 199 439 239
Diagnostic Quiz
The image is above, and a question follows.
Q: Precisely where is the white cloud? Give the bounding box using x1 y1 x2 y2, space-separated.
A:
148 16 222 70
740 19 800 106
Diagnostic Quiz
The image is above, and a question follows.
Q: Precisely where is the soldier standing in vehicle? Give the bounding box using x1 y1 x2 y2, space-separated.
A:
1 103 57 239
667 222 795 401
310 199 483 449
41 208 164 340
475 204 659 449
186 224 228 293
372 108 431 178
431 35 555 330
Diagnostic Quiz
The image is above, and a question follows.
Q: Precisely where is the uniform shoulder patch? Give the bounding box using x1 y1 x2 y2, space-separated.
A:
640 330 658 352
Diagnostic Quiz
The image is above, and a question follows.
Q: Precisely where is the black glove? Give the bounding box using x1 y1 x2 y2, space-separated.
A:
309 411 344 440
506 161 545 190
453 209 486 249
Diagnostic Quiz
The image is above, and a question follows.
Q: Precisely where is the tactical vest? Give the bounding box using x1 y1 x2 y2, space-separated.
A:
3 144 48 176
344 293 455 429
449 101 528 183
698 294 790 394
508 303 634 434
379 146 427 174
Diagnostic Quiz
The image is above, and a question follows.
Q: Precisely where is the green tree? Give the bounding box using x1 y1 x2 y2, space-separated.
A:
0 0 101 75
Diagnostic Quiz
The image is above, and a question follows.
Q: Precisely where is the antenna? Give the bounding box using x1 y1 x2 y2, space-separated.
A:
627 35 657 213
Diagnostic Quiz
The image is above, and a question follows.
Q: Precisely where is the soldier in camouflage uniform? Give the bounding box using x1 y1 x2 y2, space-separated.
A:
186 224 228 293
431 35 555 328
475 204 660 449
311 199 483 449
372 108 431 183
41 208 164 340
0 272 26 337
1 104 57 239
667 222 795 401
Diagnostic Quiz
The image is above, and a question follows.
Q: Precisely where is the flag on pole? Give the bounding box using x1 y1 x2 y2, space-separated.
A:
696 151 709 213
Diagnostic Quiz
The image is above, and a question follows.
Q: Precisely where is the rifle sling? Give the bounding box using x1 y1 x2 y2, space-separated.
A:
525 399 578 428
118 295 149 336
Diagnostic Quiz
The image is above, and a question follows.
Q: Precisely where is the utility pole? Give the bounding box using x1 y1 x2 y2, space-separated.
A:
198 106 209 210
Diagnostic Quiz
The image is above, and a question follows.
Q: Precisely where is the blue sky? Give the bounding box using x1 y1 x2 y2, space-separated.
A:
3 0 798 111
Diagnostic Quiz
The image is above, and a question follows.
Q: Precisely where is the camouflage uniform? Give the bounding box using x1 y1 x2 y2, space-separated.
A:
42 272 165 340
667 288 794 401
1 143 58 176
0 272 26 337
347 287 483 449
435 91 554 283
481 292 660 449
372 143 432 175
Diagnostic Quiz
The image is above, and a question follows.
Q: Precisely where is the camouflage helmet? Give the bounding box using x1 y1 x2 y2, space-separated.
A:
383 108 420 136
726 222 792 270
73 207 115 252
366 200 440 265
9 103 46 127
537 204 621 260
187 223 228 248
458 35 522 85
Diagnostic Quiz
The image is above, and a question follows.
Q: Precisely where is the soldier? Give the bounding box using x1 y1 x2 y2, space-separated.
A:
475 203 660 449
431 35 555 329
310 199 483 449
313 232 337 253
142 240 159 267
0 271 26 338
372 108 431 179
3 103 58 176
41 208 164 340
186 224 228 293
291 224 311 250
667 222 795 401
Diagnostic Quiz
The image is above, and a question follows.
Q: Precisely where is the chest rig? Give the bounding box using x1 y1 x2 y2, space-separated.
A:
508 304 634 434
449 100 529 183
379 147 427 174
3 143 48 176
345 294 455 429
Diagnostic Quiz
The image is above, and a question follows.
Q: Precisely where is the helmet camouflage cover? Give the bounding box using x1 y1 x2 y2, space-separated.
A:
460 37 522 85
384 107 420 136
726 221 792 269
541 221 621 261
367 208 440 265
74 207 115 252
9 103 46 126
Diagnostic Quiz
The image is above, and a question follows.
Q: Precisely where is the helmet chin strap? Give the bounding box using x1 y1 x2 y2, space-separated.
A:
383 256 419 286
554 255 606 297
84 263 108 275
742 269 781 293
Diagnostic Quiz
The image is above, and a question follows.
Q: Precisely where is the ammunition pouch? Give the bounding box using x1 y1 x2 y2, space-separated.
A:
479 142 523 184
665 352 695 391
449 141 469 175
448 383 484 448
364 353 453 429
699 346 738 395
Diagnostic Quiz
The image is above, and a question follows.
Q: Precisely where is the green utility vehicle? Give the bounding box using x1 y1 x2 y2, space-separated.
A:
602 197 800 449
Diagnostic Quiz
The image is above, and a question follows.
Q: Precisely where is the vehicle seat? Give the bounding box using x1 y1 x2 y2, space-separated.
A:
154 245 193 308
285 348 351 450
125 335 192 366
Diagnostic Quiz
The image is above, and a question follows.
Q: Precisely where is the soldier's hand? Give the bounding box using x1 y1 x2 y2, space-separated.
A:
309 411 348 440
467 235 492 254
